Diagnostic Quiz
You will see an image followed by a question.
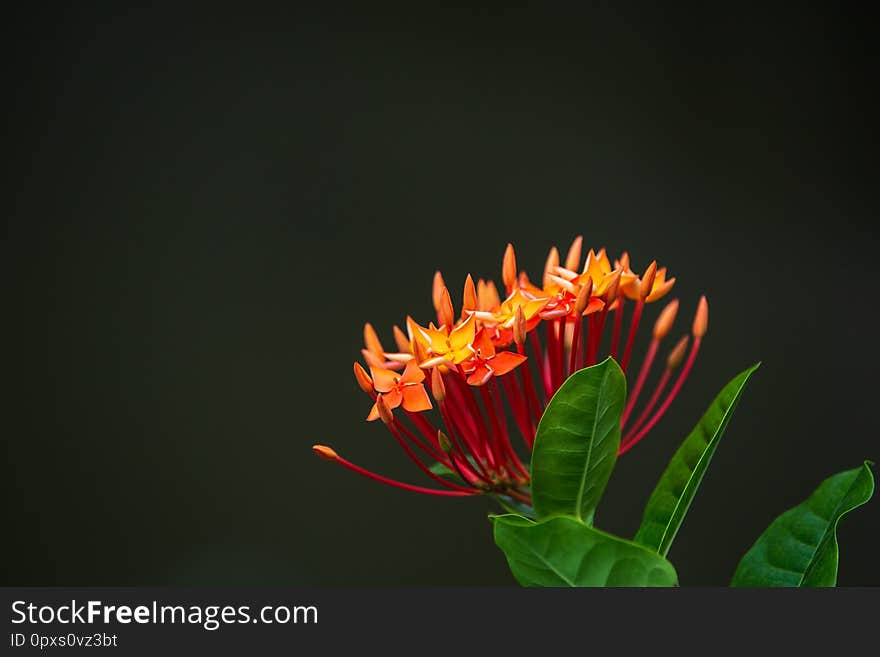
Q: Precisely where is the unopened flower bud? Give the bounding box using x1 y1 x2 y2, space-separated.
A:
692 295 708 338
503 243 518 290
363 322 384 357
432 271 445 312
513 306 527 346
437 286 454 328
652 299 679 340
431 367 447 402
462 274 477 314
376 394 394 425
353 362 374 394
312 445 339 462
604 269 622 301
667 335 690 370
640 261 657 300
543 246 560 289
565 235 583 271
575 279 593 315
392 325 410 353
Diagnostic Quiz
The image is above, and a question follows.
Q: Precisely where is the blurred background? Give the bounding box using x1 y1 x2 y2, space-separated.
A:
3 5 877 586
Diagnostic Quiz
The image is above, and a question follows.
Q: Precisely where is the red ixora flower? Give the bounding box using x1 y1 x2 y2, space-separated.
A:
314 238 708 506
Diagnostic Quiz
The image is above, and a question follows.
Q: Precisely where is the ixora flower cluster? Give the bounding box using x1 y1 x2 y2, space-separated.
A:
313 237 707 505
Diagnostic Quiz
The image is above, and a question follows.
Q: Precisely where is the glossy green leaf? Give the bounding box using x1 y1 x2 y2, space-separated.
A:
531 358 626 524
731 462 874 587
428 461 457 478
492 514 678 587
634 363 760 555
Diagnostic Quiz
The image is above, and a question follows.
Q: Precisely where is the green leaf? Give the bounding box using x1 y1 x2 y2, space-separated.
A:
492 514 678 587
428 461 458 478
731 462 874 587
634 363 760 556
531 357 626 524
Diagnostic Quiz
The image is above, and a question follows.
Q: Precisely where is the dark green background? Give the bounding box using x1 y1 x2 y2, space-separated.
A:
4 5 877 585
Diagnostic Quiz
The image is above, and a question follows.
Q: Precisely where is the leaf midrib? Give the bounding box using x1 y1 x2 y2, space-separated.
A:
656 380 745 555
796 469 866 586
573 366 610 523
508 529 577 586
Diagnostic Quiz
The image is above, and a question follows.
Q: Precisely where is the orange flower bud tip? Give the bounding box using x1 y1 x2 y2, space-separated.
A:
652 299 679 340
645 276 676 303
361 348 384 368
392 325 410 353
353 362 374 394
604 269 622 300
552 265 579 279
692 295 708 338
432 271 446 310
667 335 690 370
640 260 658 299
312 445 339 462
462 274 477 313
376 394 394 425
564 235 583 271
542 246 560 288
437 286 455 327
513 306 527 346
363 322 384 357
574 280 593 315
431 367 447 402
502 243 518 290
547 274 576 293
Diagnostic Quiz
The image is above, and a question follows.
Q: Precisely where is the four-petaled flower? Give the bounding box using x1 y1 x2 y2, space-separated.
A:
461 328 528 386
413 312 477 369
367 360 432 421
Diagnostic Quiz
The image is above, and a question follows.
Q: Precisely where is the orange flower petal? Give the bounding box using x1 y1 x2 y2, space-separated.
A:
646 277 676 303
452 345 476 364
400 359 425 384
424 326 451 354
582 297 605 316
488 351 527 376
369 366 399 393
467 364 494 386
401 384 433 413
583 248 611 279
449 313 476 352
407 315 432 348
472 328 496 359
420 355 452 369
381 388 403 410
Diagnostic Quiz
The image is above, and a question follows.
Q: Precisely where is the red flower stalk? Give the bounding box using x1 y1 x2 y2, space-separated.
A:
314 238 707 505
